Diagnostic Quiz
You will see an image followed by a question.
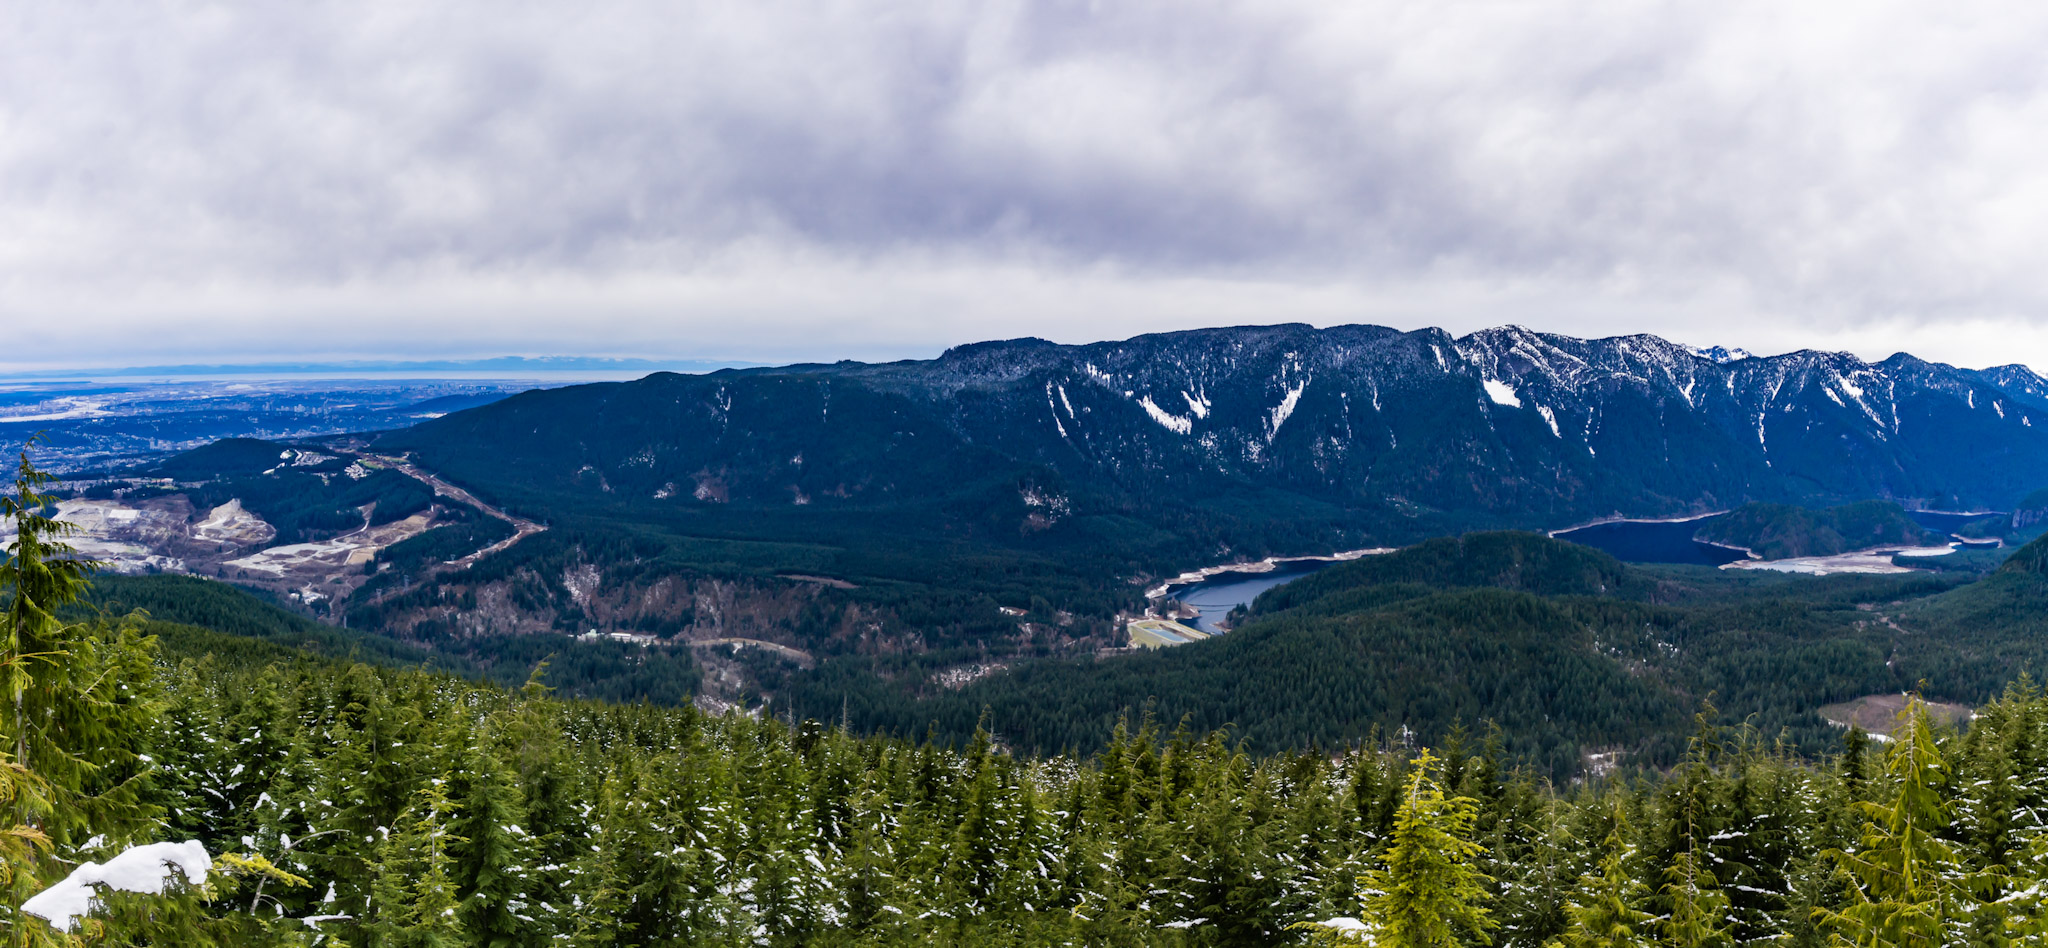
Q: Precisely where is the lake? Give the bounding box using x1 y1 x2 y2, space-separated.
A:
1550 516 1751 566
1170 561 1336 632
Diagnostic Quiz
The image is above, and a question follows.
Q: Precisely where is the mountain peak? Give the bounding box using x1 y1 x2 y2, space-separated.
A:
1686 344 1754 364
387 321 2048 521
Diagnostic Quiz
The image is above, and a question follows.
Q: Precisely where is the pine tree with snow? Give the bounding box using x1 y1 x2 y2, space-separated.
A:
562 770 634 948
1816 698 1977 948
370 779 468 948
1335 748 1497 948
448 738 538 948
0 444 161 852
1555 811 1654 948
1 445 167 943
1658 847 1732 948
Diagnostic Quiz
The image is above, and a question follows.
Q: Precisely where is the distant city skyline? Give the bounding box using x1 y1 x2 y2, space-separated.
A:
8 2 2048 373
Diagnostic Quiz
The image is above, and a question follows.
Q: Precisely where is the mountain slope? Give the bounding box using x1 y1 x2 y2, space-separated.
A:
385 323 2048 529
768 531 2016 774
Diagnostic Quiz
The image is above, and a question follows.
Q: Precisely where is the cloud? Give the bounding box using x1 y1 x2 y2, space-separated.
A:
6 1 2048 370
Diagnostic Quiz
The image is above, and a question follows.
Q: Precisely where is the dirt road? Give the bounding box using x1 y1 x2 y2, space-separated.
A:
371 455 547 568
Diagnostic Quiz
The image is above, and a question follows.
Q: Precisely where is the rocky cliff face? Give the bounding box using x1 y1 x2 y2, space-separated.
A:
387 323 2048 525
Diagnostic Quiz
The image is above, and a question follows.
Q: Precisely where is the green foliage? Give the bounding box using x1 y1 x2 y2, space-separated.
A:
80 573 443 668
757 532 2048 779
1 445 170 940
140 655 2048 944
151 437 311 479
2 446 161 849
186 466 436 544
14 608 2048 945
374 513 516 575
1816 699 1978 947
1890 547 2009 574
1997 530 2048 578
1554 815 1654 948
1354 749 1495 947
1257 532 1643 613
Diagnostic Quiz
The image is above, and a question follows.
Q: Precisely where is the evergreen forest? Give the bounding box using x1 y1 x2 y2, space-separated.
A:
16 453 2048 945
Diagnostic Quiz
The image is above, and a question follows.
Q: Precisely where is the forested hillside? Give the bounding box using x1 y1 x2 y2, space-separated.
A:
79 573 705 706
15 446 2048 944
45 327 2048 729
1694 500 1944 559
388 324 2048 529
331 324 2048 718
22 570 2048 944
765 533 2048 778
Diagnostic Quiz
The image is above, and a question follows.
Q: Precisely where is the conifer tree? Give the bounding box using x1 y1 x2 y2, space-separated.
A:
371 779 468 948
1658 847 1732 948
2 445 164 945
1816 699 1978 948
0 445 160 851
1555 814 1654 948
449 739 536 948
1319 749 1496 948
563 770 633 948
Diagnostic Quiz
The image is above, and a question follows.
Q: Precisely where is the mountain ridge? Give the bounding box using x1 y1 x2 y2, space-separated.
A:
385 323 2048 534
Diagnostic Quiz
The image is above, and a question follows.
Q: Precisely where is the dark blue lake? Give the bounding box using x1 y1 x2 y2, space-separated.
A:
1551 517 1750 566
1172 561 1336 632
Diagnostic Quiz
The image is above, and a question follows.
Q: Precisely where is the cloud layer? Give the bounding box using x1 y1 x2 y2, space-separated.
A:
7 1 2048 370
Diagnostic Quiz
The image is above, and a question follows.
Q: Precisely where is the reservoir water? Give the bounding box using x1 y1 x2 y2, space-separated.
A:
1550 517 1750 566
1171 561 1336 632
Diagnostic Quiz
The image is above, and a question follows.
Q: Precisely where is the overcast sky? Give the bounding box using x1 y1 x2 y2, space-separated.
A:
6 1 2048 372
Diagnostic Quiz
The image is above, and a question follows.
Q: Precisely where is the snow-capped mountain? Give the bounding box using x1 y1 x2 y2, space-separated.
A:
388 324 2048 526
1686 344 1754 363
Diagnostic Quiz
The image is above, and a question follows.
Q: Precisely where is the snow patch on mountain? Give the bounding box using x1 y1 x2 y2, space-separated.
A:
1045 383 1070 439
1688 345 1754 363
1537 405 1561 437
1138 395 1193 434
1268 381 1307 441
1482 379 1521 408
1182 390 1210 419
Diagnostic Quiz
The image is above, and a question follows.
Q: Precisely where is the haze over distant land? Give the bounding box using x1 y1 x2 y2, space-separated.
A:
8 3 2048 370
0 356 762 382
